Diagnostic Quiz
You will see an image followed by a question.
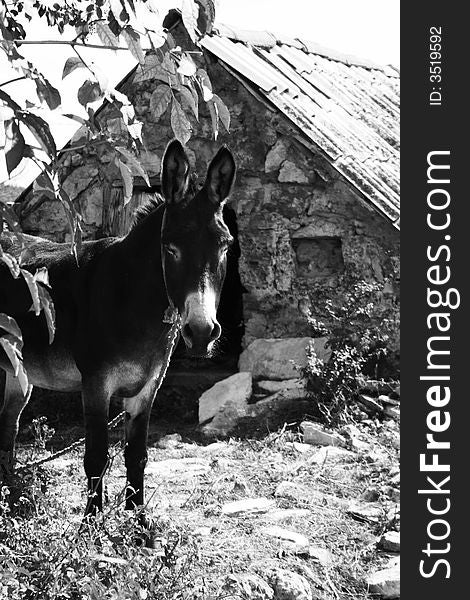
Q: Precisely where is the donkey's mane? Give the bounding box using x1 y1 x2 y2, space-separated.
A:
131 175 201 230
131 195 165 229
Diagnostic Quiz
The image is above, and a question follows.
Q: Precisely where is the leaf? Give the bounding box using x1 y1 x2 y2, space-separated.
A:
149 84 171 120
95 21 120 48
0 90 56 156
207 98 218 140
170 97 192 145
117 159 134 205
0 248 20 278
213 94 230 132
0 335 29 395
133 55 168 84
182 0 199 43
178 86 198 120
77 80 102 107
21 269 41 315
147 29 166 50
162 53 177 75
197 68 213 101
122 26 145 65
63 113 89 128
35 79 61 110
177 54 197 77
58 189 82 261
34 267 50 287
3 119 25 175
0 203 21 233
115 147 150 186
62 56 84 79
0 314 23 343
37 285 55 344
20 111 57 156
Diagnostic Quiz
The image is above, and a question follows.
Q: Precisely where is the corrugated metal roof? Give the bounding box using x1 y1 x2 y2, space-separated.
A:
201 26 400 228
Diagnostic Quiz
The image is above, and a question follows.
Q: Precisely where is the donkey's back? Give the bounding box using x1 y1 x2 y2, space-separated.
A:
0 231 118 391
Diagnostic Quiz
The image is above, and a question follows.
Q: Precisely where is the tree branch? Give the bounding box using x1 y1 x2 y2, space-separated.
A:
0 76 28 88
12 39 142 51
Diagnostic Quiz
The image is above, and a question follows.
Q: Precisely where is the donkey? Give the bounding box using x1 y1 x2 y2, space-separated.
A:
0 140 236 514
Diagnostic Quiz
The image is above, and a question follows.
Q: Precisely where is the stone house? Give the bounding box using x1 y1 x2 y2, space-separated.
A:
15 22 400 372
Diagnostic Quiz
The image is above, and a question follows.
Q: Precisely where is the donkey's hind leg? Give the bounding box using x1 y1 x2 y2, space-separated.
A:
0 372 33 480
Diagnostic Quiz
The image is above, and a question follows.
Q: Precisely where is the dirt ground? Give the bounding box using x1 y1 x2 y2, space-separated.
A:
2 411 400 600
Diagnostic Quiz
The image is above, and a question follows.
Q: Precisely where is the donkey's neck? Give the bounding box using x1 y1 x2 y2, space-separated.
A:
122 203 165 255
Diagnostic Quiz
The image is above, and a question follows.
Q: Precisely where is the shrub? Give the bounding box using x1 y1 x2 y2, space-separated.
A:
301 275 399 426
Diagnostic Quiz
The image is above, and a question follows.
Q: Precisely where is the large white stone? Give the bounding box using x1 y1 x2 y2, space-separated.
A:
239 337 329 380
366 559 400 598
301 422 347 448
198 372 252 424
221 497 275 516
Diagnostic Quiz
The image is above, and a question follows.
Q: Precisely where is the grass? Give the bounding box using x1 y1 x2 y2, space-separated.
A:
1 417 399 600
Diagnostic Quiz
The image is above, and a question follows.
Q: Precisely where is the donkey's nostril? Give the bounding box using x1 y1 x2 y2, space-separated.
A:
210 322 221 342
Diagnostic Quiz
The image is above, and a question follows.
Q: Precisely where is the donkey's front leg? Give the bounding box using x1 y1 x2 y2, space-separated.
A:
124 384 156 510
82 379 111 515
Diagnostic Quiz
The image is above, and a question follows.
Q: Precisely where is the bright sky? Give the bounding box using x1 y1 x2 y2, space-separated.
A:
1 0 399 188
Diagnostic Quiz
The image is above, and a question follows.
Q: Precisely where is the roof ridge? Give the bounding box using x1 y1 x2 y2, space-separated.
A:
213 22 398 75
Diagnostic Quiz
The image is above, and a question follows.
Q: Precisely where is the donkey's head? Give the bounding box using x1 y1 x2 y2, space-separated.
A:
160 140 236 357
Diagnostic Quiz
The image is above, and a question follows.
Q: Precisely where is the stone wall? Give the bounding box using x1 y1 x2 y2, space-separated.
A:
19 48 400 350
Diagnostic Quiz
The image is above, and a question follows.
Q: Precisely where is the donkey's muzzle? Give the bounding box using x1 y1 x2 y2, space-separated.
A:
182 320 221 356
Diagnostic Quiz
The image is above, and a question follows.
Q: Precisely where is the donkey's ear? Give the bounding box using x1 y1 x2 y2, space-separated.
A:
161 140 190 204
204 146 236 205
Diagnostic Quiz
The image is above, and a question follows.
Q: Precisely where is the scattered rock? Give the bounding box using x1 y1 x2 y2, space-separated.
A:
199 372 252 424
379 531 400 553
308 445 353 464
224 573 274 600
275 481 347 508
286 442 315 454
247 389 309 419
390 472 400 486
301 422 347 448
366 558 400 598
263 509 311 523
146 457 210 480
200 441 232 455
261 526 310 555
239 338 330 381
361 488 381 502
269 569 313 600
341 424 371 452
347 501 384 524
378 395 399 406
275 481 310 502
257 378 305 394
384 406 400 420
357 394 384 415
153 433 182 449
308 546 333 567
384 486 400 503
193 525 213 537
221 497 276 516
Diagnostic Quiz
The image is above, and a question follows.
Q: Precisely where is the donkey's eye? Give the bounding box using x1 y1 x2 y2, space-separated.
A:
164 244 179 258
